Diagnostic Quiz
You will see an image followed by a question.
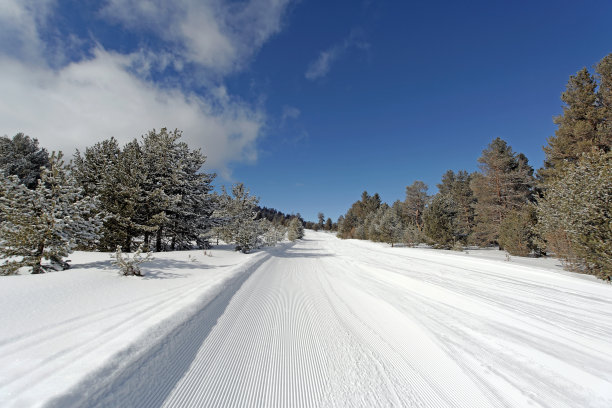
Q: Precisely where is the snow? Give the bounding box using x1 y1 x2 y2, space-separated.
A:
0 247 268 407
1 231 612 407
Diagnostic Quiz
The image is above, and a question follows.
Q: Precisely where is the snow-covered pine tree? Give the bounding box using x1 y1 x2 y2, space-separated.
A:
139 129 183 252
0 152 102 274
287 217 304 241
0 133 50 189
377 205 403 247
213 183 260 253
536 151 611 279
165 142 215 250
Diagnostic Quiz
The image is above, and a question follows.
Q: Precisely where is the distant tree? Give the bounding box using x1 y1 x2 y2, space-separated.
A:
377 206 403 247
262 219 286 246
423 194 457 249
0 133 50 189
214 183 260 253
470 138 534 246
325 217 332 231
317 212 325 229
437 170 474 242
404 181 429 232
337 191 381 239
288 217 304 241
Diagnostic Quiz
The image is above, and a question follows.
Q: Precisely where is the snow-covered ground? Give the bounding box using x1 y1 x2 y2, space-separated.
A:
1 231 611 407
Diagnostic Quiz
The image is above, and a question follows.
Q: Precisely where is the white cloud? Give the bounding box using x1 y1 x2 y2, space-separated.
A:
0 49 264 177
305 48 340 81
0 0 293 177
0 0 56 63
305 30 369 81
101 0 292 75
281 105 301 122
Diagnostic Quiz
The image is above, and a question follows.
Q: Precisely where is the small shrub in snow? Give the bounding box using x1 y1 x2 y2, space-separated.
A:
287 217 304 241
451 242 464 252
111 245 153 276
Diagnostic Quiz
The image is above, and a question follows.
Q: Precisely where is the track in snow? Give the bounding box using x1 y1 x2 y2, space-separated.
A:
52 232 612 408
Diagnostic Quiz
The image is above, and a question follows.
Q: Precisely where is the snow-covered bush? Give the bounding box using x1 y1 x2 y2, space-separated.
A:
111 245 153 276
287 217 304 241
262 220 286 247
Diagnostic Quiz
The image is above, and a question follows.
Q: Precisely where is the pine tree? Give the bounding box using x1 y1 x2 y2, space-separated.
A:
437 170 474 241
74 138 151 251
498 206 537 257
470 138 534 246
325 217 332 231
595 54 612 149
377 205 403 247
0 133 50 189
214 183 260 253
287 217 304 241
337 191 381 239
404 181 429 232
165 142 215 250
423 194 457 249
541 57 611 181
536 151 611 279
0 152 102 274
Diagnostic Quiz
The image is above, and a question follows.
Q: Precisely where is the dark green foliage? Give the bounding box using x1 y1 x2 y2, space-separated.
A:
437 170 474 242
73 129 215 252
536 151 611 279
471 138 534 246
0 133 50 189
403 181 429 232
423 195 457 249
536 54 612 280
337 191 381 239
498 206 537 257
541 54 612 181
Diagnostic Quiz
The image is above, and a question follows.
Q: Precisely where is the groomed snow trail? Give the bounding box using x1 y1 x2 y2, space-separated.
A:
153 232 611 408
33 231 612 408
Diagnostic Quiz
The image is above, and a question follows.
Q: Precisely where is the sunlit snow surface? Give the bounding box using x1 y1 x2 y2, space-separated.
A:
1 231 611 407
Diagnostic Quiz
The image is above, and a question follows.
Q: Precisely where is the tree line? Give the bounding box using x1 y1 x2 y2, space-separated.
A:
336 53 611 281
0 128 304 275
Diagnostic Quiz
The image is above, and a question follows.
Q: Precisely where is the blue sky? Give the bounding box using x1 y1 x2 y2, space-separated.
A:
1 0 611 222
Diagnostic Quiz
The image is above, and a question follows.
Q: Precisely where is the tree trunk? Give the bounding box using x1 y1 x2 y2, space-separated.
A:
156 227 163 252
32 241 45 274
124 235 131 253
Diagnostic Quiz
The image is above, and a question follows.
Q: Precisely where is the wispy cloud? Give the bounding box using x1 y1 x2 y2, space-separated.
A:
0 0 294 178
281 105 301 123
101 0 292 76
305 30 369 81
